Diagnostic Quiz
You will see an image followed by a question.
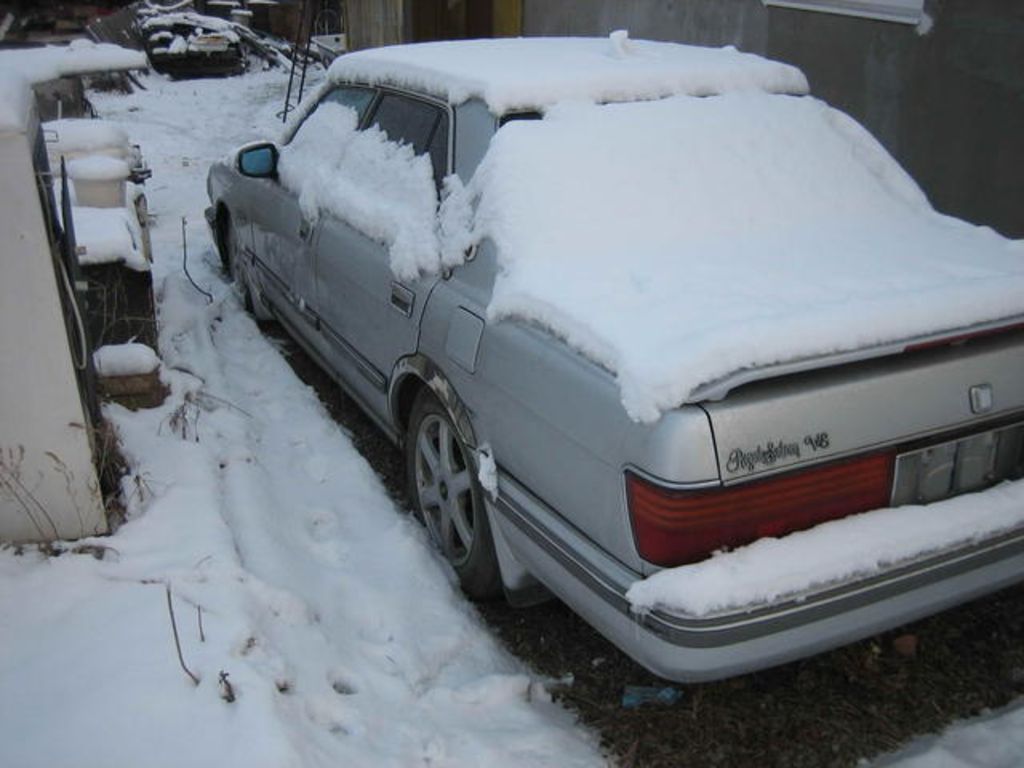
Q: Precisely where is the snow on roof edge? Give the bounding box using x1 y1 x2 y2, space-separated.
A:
328 36 809 114
0 40 146 134
0 40 147 90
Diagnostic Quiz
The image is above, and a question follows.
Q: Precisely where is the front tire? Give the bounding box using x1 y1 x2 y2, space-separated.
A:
218 211 268 320
406 390 502 600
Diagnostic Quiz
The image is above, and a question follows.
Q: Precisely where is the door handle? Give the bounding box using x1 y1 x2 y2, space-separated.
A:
390 282 414 317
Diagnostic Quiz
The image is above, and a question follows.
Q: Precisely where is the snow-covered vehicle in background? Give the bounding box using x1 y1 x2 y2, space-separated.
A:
206 35 1024 681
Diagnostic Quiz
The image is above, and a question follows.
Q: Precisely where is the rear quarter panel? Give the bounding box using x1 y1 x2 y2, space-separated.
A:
417 243 719 572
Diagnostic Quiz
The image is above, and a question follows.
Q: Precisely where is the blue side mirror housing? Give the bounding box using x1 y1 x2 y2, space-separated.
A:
238 143 278 178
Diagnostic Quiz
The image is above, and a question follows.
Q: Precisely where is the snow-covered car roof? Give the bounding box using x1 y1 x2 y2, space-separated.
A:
327 34 809 114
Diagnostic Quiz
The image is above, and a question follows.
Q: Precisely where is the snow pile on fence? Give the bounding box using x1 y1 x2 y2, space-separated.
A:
0 40 145 130
0 39 146 85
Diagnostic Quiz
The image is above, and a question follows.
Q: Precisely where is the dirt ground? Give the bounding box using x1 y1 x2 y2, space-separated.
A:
267 322 1024 768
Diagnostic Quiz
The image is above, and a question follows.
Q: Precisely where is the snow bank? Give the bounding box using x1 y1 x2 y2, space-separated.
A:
329 35 808 114
626 478 1024 617
73 206 148 270
94 342 160 377
875 698 1024 767
278 102 442 280
459 93 1024 421
68 155 131 181
44 118 130 155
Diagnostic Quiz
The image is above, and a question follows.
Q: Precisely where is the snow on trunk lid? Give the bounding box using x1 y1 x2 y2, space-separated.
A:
452 91 1024 423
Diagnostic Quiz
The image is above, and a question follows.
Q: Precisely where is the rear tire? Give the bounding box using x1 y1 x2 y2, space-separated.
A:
406 390 502 600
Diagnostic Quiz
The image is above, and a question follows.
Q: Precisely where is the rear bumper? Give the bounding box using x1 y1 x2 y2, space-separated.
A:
491 473 1024 682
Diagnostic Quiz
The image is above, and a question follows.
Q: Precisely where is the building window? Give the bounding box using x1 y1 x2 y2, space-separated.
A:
762 0 924 25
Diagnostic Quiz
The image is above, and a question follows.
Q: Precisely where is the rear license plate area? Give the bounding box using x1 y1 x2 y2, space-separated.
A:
891 423 1024 506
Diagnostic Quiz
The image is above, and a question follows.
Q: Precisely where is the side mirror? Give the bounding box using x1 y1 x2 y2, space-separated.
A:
237 143 278 178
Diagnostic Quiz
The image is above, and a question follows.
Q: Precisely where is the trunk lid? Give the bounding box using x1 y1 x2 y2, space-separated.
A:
702 328 1024 489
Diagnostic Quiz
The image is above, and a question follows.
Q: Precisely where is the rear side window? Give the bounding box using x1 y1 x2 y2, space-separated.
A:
367 92 449 187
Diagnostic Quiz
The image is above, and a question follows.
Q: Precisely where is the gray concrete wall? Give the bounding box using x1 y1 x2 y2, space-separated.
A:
524 0 1023 239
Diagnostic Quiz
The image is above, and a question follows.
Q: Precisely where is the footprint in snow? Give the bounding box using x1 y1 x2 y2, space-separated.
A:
305 454 329 483
304 507 341 541
304 695 361 738
302 507 349 564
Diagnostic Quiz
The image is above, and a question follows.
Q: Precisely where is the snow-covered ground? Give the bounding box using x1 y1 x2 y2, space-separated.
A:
0 69 601 767
0 61 1020 768
874 700 1024 768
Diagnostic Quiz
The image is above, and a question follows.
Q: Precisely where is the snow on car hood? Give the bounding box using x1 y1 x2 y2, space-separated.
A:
458 92 1024 422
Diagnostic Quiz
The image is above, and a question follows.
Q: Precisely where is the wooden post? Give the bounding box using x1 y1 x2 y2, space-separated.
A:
493 0 521 37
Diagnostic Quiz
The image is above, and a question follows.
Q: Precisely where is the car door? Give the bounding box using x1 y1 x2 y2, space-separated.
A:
247 86 377 336
311 89 449 413
244 173 312 325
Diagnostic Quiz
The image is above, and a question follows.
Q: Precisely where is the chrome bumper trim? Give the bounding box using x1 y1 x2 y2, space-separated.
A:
494 470 1024 650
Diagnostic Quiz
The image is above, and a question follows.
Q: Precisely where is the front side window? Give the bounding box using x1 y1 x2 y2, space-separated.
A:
287 85 376 145
319 85 376 126
367 92 449 187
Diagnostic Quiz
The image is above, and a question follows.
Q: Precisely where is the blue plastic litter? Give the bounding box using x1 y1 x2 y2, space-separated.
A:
621 685 684 708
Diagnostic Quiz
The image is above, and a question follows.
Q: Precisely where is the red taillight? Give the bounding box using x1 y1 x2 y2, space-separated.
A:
626 453 895 567
904 322 1024 353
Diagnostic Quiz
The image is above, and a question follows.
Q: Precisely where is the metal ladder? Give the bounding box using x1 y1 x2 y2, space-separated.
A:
279 0 314 122
279 1 346 122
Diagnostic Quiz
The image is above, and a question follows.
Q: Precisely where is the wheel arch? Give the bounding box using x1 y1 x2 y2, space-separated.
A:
390 355 479 450
392 353 546 602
